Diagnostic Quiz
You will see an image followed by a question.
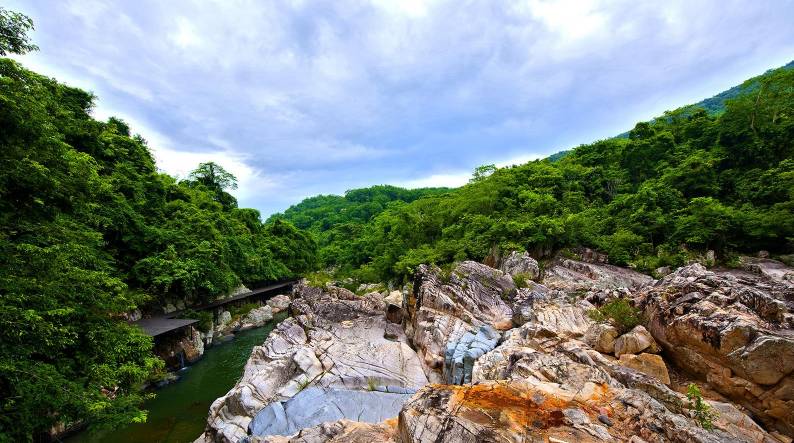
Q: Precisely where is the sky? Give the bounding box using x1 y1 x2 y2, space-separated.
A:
7 0 794 216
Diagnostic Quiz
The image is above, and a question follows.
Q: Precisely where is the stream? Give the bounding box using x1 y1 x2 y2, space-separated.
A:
67 314 285 443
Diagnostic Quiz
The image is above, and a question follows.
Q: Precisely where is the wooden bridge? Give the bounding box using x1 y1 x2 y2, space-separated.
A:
133 279 298 337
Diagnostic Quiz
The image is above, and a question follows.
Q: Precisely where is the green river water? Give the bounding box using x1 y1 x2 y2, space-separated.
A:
67 315 285 443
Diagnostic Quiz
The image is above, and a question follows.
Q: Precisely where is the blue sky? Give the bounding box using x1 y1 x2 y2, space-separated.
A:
8 0 794 216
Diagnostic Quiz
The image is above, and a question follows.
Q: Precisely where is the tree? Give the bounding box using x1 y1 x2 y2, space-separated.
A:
0 7 38 56
188 161 238 191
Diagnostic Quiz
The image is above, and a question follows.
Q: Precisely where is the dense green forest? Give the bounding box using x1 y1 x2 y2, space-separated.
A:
280 62 794 282
0 8 315 441
273 186 449 271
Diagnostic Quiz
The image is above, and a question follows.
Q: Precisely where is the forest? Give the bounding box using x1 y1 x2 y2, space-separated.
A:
0 8 315 440
278 62 794 282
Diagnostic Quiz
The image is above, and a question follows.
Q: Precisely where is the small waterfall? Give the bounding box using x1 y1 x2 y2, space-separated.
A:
179 351 185 369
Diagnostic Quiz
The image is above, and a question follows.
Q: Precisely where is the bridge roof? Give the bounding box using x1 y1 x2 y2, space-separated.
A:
133 317 199 337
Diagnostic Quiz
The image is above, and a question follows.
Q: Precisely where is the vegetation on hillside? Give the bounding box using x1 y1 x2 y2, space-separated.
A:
282 62 794 283
0 10 315 440
272 185 449 274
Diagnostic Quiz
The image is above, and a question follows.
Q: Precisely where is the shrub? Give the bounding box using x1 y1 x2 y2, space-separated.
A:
511 272 534 289
178 309 213 333
588 298 642 334
686 383 718 431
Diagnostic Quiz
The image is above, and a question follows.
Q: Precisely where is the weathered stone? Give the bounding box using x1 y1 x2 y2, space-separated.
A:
267 295 291 313
385 303 403 324
618 353 671 385
249 387 412 437
584 323 619 354
637 263 794 435
246 419 397 443
500 250 540 280
543 257 653 293
244 306 274 328
408 262 514 378
201 283 428 443
384 323 401 341
614 325 659 357
443 325 499 384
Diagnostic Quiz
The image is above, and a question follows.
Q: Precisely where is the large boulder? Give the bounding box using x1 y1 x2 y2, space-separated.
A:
243 306 274 328
499 250 540 280
249 387 413 437
584 323 619 354
201 284 428 443
543 257 654 293
618 353 671 385
408 262 514 376
637 263 794 436
614 325 660 357
267 295 291 313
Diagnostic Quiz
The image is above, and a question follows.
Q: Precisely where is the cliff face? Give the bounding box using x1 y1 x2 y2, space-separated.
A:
198 255 794 443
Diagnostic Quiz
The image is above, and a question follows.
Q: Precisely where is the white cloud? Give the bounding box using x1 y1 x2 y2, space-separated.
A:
396 172 471 189
7 0 793 215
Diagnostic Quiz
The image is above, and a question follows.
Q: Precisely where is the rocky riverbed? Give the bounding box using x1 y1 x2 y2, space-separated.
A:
195 253 794 443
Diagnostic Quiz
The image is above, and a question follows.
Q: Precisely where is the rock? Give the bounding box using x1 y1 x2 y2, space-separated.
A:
249 387 412 437
244 306 274 328
164 303 177 314
614 325 659 357
442 325 499 384
246 419 397 443
637 263 794 435
384 291 404 324
584 323 619 354
384 323 401 341
655 266 672 278
201 283 427 443
408 262 515 377
217 311 232 330
398 380 754 443
499 250 540 280
385 304 403 324
543 257 653 293
618 353 671 385
267 295 291 313
384 290 403 306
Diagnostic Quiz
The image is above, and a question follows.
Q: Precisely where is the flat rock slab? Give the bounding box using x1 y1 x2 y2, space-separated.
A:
250 387 413 437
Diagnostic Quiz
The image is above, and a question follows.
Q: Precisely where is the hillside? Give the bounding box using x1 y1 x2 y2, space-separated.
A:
281 63 794 283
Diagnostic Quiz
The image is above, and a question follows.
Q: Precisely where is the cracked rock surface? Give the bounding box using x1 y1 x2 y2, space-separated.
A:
198 253 794 443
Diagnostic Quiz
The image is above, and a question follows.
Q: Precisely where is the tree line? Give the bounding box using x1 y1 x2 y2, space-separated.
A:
279 62 794 282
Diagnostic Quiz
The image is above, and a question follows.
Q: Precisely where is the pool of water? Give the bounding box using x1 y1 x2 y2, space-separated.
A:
68 314 285 443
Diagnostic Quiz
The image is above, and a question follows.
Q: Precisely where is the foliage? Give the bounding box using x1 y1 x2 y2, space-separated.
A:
279 61 794 283
177 309 213 333
0 49 316 439
0 7 38 56
686 383 718 431
511 272 534 289
587 299 642 334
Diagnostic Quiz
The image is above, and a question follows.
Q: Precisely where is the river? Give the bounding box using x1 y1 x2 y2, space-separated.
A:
67 313 286 443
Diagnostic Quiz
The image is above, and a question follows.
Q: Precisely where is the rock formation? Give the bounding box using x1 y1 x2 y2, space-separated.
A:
198 255 794 443
199 284 428 443
637 262 794 436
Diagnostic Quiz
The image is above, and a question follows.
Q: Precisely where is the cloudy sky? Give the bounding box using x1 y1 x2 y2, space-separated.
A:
8 0 794 216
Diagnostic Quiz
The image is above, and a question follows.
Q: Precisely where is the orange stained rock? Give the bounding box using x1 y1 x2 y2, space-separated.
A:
448 382 611 431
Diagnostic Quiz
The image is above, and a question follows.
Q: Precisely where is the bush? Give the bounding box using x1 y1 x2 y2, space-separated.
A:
178 309 213 333
686 383 718 431
511 272 534 289
588 298 642 334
